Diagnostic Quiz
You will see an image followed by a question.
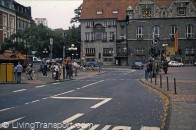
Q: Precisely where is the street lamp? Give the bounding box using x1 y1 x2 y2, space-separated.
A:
43 48 48 59
49 38 53 59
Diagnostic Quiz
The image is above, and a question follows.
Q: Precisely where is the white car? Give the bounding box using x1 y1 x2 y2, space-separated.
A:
168 61 184 67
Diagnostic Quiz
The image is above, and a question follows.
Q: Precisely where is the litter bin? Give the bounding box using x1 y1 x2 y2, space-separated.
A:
0 63 14 82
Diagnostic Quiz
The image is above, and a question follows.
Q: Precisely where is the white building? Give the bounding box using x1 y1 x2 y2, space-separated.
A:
34 18 47 26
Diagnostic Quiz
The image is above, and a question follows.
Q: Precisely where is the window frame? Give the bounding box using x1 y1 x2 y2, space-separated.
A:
136 26 144 39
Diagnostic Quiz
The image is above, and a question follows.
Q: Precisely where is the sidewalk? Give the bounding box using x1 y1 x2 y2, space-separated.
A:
140 67 196 130
23 69 105 84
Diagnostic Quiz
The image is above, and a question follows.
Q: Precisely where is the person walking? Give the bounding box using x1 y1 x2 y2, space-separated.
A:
26 64 33 80
42 63 48 77
16 62 23 83
54 63 60 80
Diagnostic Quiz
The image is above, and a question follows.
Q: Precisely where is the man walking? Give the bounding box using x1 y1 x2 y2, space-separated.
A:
16 62 23 83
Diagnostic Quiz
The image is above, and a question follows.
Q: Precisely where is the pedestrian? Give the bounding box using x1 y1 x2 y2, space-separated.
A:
14 65 17 82
16 61 23 83
26 64 33 80
42 63 48 77
54 63 60 80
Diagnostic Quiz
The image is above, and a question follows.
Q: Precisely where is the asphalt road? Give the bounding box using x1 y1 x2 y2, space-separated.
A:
0 68 164 130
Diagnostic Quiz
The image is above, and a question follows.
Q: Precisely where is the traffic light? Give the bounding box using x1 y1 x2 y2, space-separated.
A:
98 52 101 59
151 47 155 54
126 15 129 25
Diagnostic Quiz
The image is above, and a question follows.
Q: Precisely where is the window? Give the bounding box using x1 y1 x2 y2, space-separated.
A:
137 26 144 39
103 21 107 27
86 21 94 27
190 47 195 55
170 25 177 38
103 48 113 56
185 48 189 55
153 25 160 38
142 8 151 17
186 24 193 38
112 10 118 14
86 48 95 56
112 20 116 26
85 32 90 41
107 20 112 27
109 32 115 41
97 10 103 14
177 7 186 16
91 32 95 41
102 32 107 41
10 17 15 32
3 14 7 30
136 48 145 56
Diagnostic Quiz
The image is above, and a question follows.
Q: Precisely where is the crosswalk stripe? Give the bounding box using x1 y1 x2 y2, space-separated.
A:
140 126 160 130
89 124 100 130
101 125 111 130
63 113 84 123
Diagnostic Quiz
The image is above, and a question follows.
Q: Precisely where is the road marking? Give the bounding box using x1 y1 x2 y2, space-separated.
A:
81 80 104 88
112 126 131 130
101 125 111 130
140 126 160 130
35 85 46 88
13 89 26 93
90 98 112 108
52 82 60 85
0 117 24 128
31 100 40 103
88 124 100 130
51 96 112 109
51 90 75 97
0 107 15 112
62 113 84 123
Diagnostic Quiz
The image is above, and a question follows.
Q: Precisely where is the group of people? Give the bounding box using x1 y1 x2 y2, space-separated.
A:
145 58 168 80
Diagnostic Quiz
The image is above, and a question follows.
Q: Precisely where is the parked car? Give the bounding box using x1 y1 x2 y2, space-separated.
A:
131 62 144 69
194 61 196 66
168 61 184 67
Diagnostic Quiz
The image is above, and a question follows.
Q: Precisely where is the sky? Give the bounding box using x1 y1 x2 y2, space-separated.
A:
15 0 83 30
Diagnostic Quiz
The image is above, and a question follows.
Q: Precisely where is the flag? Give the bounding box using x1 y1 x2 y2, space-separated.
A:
174 29 178 53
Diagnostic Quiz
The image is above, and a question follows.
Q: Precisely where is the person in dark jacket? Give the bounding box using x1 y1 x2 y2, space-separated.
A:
42 63 48 77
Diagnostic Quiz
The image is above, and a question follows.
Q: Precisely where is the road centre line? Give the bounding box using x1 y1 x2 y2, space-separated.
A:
0 107 15 112
62 113 84 123
81 80 104 88
35 85 46 88
51 90 75 97
13 89 26 93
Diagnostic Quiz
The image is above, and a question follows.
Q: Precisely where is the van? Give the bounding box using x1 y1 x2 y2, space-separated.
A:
33 57 41 63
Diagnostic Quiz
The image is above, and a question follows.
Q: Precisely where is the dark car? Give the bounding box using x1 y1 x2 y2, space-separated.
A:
85 62 99 67
131 62 144 69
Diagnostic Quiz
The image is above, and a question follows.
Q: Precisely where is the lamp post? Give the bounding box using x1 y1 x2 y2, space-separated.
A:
49 38 53 59
43 48 48 59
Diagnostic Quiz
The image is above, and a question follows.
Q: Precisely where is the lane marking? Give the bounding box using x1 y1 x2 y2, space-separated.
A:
52 82 60 85
81 80 104 88
51 97 112 109
62 113 84 123
51 90 75 97
31 100 40 103
90 98 112 108
0 107 15 112
13 89 26 93
35 85 46 88
0 117 24 128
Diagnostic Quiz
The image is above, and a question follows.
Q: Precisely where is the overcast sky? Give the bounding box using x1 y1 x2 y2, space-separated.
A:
15 0 83 30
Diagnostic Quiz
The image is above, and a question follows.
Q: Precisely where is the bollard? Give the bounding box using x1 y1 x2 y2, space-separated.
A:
160 74 162 88
174 78 177 94
167 76 169 91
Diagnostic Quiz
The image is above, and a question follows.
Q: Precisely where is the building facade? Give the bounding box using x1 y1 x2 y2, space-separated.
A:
34 18 48 27
0 0 32 47
80 0 196 66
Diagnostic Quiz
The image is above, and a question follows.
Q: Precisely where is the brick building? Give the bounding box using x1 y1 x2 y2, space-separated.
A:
80 0 196 66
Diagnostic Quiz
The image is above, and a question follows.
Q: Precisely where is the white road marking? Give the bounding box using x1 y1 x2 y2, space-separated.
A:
0 117 24 128
31 100 40 103
101 125 111 130
51 90 75 97
62 113 84 123
51 96 112 109
140 126 160 130
0 107 15 112
35 85 46 88
90 98 112 108
112 126 131 130
13 89 26 93
52 82 60 85
81 80 104 88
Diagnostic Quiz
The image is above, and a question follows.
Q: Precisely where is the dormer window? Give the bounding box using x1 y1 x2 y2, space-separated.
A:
112 10 118 14
97 10 103 15
177 7 186 16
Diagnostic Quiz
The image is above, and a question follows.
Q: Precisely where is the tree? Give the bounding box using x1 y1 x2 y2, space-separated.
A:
70 4 82 24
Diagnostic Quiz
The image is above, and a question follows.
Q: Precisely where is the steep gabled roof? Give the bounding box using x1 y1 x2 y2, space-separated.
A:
80 0 137 20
